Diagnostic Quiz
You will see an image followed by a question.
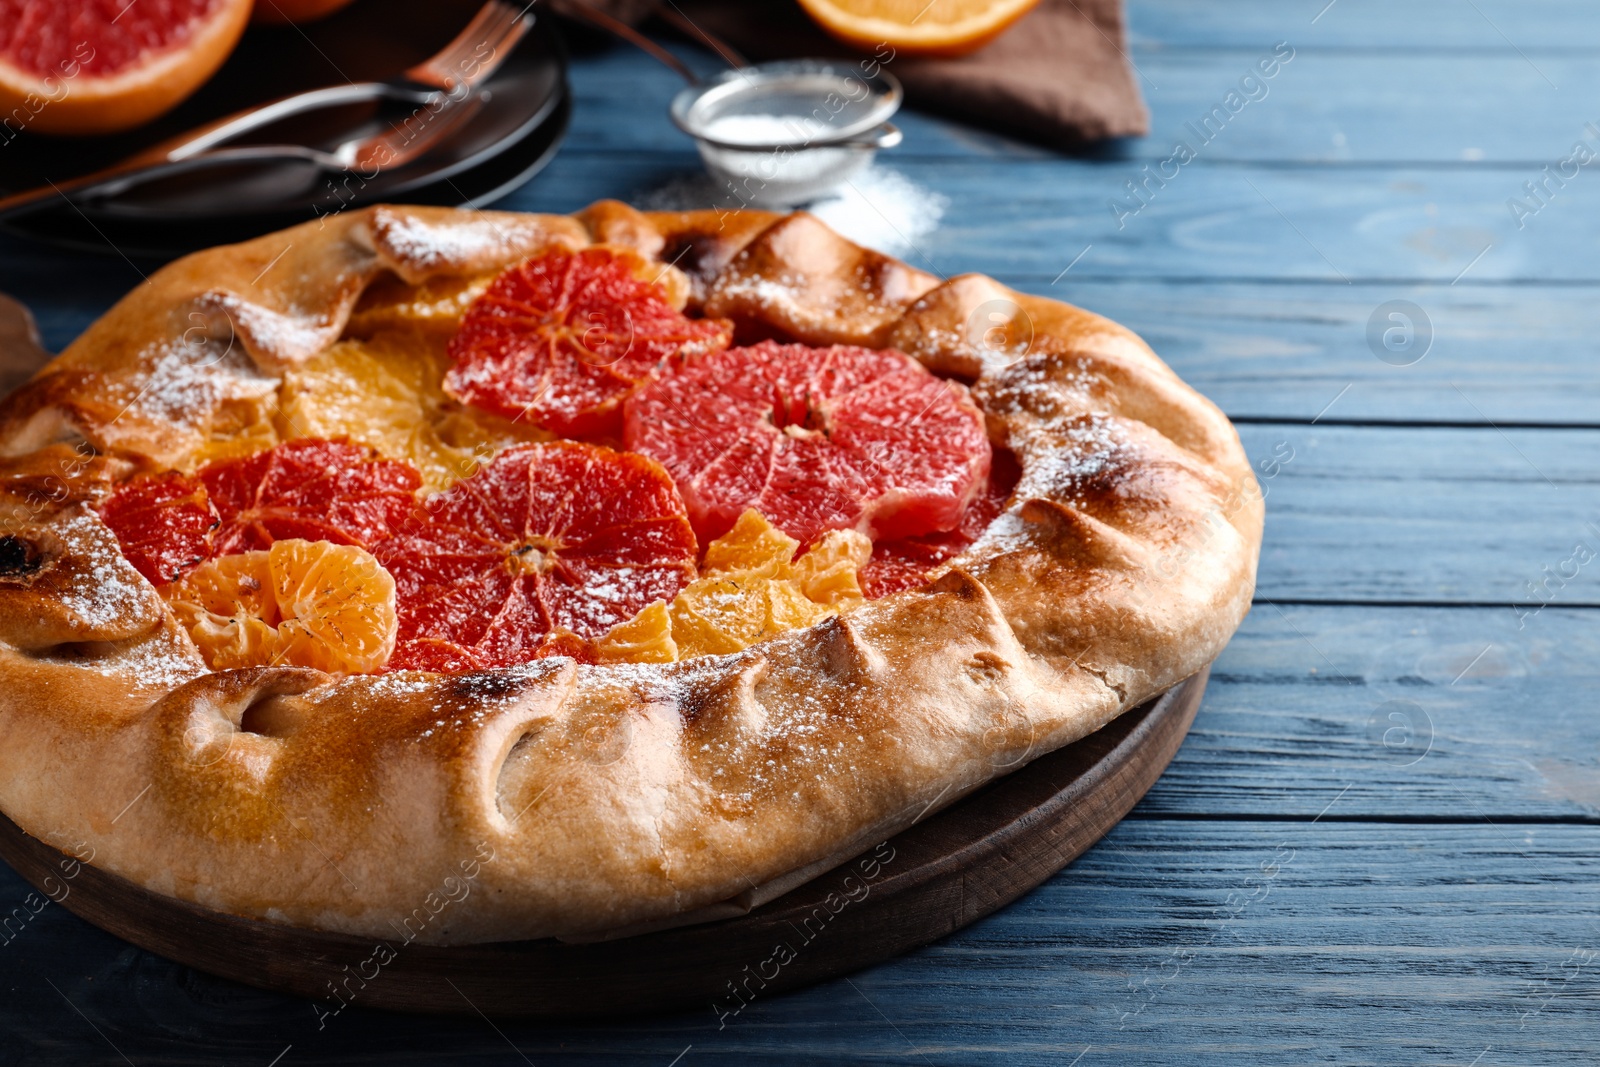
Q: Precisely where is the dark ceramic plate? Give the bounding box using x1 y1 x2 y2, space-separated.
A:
0 0 568 256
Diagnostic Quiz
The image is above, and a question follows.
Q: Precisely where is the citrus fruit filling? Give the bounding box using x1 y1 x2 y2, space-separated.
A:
860 448 1020 599
625 341 991 548
277 331 546 493
93 245 1007 675
99 470 219 585
165 539 398 674
373 442 698 672
100 439 423 585
444 246 733 439
596 509 871 663
200 438 422 555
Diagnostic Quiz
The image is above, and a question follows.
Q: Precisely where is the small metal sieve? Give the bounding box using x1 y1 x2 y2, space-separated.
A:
670 60 903 208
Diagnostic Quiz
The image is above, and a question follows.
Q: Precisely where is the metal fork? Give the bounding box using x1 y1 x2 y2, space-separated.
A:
0 0 530 221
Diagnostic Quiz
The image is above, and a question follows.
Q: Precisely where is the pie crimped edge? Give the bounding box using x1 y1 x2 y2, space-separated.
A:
0 200 1263 944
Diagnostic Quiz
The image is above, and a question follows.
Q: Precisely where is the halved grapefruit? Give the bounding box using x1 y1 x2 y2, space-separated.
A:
0 0 253 136
624 341 992 549
445 246 732 440
374 441 698 672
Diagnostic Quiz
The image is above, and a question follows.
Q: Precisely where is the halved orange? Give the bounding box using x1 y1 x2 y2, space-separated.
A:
165 538 398 674
0 0 253 135
795 0 1041 57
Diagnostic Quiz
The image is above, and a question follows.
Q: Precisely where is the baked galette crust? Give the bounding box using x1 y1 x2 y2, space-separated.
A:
0 202 1262 942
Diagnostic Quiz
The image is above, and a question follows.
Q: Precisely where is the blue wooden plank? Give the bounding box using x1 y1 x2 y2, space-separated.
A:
1049 281 1600 426
1129 0 1600 49
1147 604 1600 819
3 821 1595 1064
1237 423 1600 604
472 154 1600 284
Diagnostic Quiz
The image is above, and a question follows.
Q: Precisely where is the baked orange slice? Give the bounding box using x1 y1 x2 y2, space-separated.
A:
165 539 398 674
345 273 496 337
0 0 252 135
596 510 871 663
795 0 1040 57
278 331 545 493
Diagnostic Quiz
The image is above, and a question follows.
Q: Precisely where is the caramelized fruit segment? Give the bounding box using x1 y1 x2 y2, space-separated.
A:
860 448 1020 598
99 470 219 585
165 538 397 674
625 341 991 547
278 331 544 492
201 438 421 555
596 510 870 663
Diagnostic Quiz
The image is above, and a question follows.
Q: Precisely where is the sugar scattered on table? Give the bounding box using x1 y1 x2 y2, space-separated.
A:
640 165 947 259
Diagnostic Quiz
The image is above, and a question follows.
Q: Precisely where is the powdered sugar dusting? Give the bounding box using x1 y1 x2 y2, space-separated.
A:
195 291 340 366
375 214 519 276
51 509 160 633
807 168 947 260
1025 415 1129 501
640 165 946 258
108 336 278 446
970 415 1132 553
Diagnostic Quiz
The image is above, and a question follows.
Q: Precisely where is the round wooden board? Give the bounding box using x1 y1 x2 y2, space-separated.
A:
0 668 1206 1018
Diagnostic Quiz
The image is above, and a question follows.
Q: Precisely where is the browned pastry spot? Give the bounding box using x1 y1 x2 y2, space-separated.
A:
704 212 940 346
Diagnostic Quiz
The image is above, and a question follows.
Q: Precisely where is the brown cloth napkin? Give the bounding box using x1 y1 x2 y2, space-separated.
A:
569 0 1148 148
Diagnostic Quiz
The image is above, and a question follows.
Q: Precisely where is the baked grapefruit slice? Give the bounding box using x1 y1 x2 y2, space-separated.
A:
0 0 252 135
445 246 732 440
374 441 698 672
99 470 219 585
860 448 1020 599
625 341 991 548
199 439 422 555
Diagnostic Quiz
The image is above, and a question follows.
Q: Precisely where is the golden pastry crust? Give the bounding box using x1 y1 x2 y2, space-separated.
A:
0 201 1262 943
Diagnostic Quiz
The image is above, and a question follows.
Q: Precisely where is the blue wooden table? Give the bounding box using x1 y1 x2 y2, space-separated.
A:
3 1 1598 1062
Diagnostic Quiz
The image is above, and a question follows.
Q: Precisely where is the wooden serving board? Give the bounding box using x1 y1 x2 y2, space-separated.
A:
0 669 1206 1019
